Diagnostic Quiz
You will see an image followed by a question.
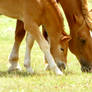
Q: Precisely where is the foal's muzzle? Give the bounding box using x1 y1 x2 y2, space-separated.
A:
57 62 66 70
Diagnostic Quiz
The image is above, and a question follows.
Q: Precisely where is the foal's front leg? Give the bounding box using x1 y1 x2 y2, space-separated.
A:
8 20 25 71
24 19 63 75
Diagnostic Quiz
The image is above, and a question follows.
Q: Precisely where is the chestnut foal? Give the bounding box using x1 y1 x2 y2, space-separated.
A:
0 0 71 75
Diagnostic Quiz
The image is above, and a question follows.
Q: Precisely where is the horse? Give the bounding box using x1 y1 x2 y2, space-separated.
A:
0 0 71 75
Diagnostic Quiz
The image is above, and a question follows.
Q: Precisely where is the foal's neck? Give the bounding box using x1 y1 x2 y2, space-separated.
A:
42 0 64 40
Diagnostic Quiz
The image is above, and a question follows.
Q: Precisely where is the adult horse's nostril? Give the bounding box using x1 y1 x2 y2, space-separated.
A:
57 62 66 70
81 65 92 72
81 66 88 72
79 59 92 72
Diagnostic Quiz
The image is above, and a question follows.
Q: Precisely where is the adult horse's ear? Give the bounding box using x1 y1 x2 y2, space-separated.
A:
61 35 72 42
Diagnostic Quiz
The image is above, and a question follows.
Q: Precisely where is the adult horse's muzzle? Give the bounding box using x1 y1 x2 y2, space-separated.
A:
81 65 92 72
80 59 92 72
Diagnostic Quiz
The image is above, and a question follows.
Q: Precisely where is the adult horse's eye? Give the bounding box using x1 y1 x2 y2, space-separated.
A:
60 48 64 51
80 39 86 44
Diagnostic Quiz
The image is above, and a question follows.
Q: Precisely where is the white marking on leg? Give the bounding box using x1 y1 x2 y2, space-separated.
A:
24 33 34 74
8 42 21 71
45 50 63 75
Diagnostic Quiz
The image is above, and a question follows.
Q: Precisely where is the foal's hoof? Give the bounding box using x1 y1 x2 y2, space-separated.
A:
8 64 21 72
8 66 21 72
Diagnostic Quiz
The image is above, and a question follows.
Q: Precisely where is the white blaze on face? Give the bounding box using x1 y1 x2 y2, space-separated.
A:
90 30 92 37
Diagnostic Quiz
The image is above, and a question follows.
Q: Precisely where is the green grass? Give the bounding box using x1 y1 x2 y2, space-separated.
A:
0 1 92 92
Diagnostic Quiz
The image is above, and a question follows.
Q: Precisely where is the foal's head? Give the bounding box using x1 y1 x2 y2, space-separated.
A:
43 29 71 70
42 0 71 70
52 32 71 70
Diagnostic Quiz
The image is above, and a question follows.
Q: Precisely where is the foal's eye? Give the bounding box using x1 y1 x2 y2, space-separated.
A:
60 48 64 51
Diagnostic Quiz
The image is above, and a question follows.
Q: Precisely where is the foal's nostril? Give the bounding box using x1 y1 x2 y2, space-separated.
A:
57 62 66 70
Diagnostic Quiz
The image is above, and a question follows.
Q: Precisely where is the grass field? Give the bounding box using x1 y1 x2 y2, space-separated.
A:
0 1 92 92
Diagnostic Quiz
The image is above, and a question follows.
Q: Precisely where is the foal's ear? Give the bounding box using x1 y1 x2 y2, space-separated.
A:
61 35 72 42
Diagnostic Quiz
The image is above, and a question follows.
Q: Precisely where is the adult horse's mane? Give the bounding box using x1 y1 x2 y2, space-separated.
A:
81 0 92 30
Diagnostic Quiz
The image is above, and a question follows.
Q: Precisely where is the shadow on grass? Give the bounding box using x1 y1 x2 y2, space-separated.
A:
0 70 55 77
0 69 91 77
64 69 92 76
64 70 81 76
0 70 34 77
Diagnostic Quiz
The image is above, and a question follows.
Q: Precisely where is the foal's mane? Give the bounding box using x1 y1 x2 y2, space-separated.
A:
46 0 64 29
45 0 67 37
81 0 92 30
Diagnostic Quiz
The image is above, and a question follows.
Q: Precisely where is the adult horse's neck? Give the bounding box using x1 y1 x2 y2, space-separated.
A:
59 0 85 36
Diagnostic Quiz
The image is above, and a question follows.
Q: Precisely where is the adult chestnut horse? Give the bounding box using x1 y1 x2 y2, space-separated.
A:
0 0 71 75
12 0 92 72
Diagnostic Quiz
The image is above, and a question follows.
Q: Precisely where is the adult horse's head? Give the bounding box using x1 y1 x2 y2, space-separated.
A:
65 0 92 72
69 21 92 72
43 27 71 70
